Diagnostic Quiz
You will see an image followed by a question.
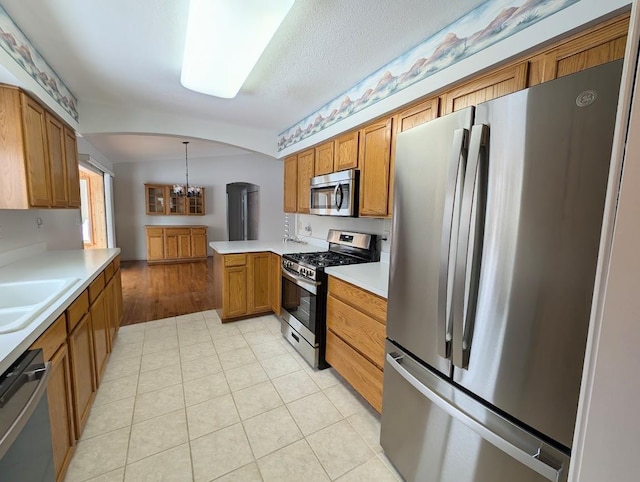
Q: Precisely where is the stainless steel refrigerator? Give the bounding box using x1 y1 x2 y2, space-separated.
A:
380 60 623 482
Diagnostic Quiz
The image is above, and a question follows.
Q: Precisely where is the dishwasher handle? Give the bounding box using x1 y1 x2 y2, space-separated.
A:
0 360 51 460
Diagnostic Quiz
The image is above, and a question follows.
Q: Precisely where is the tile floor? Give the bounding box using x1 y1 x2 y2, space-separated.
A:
64 311 402 482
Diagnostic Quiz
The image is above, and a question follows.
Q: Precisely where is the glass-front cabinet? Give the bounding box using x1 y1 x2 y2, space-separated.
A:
144 184 206 215
187 195 205 215
169 190 186 214
146 184 167 215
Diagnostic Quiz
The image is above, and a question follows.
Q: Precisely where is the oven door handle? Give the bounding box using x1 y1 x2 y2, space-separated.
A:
281 268 321 294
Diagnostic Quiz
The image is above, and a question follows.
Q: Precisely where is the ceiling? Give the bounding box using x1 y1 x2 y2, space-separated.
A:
0 0 487 163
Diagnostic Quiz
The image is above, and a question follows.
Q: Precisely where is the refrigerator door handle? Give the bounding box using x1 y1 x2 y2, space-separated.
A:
438 127 468 359
386 353 564 482
452 123 488 369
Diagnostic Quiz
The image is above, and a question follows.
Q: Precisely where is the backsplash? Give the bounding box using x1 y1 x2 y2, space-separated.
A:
294 214 392 261
0 209 82 267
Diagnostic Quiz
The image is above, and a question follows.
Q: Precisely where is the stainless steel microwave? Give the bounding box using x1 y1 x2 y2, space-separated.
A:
309 169 359 216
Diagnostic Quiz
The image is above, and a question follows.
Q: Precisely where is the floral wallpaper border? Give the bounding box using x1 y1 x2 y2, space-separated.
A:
278 0 581 151
0 6 78 121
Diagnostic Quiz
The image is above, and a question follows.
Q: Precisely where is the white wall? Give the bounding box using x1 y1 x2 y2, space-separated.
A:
113 153 284 260
570 1 640 477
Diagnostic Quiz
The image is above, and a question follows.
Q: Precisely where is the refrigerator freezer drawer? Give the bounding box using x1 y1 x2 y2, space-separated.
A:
380 345 569 482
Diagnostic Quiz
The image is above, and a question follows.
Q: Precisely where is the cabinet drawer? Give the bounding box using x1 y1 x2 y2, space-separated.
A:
328 277 387 323
326 330 383 413
104 261 114 281
113 255 121 272
66 290 89 332
165 228 190 236
88 272 105 304
146 228 163 237
224 254 247 267
327 294 385 369
31 314 66 360
191 228 206 235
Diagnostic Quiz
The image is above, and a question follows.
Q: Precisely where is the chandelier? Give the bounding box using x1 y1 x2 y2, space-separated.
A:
173 141 203 197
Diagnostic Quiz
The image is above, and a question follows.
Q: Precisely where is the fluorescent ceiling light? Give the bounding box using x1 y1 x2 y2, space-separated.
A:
181 0 295 99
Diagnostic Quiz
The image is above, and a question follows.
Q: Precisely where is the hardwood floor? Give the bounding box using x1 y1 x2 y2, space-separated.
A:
120 258 216 326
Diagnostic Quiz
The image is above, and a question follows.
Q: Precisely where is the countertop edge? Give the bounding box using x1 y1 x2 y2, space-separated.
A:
325 263 389 299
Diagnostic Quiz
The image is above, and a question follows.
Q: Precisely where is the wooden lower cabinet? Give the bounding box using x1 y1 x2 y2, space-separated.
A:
28 255 123 481
114 269 123 330
68 312 95 439
223 265 248 318
47 344 75 481
249 252 271 313
91 290 109 385
215 251 282 321
326 276 388 413
270 253 281 316
326 331 384 412
145 225 208 263
165 228 191 259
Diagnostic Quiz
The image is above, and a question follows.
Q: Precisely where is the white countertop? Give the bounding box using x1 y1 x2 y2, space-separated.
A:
0 248 120 375
209 240 325 256
325 262 390 298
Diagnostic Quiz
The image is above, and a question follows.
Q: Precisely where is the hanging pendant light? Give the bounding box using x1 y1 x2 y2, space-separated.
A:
173 141 203 197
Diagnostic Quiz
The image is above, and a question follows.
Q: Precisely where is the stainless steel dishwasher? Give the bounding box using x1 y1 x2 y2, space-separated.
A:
0 349 54 481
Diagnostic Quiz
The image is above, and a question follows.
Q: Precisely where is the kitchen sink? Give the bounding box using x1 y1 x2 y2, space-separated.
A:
0 278 79 333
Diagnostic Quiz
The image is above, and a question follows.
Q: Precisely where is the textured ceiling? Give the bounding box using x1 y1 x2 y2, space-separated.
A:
0 0 487 162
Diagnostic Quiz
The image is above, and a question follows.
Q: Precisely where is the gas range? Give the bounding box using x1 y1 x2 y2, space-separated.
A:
280 229 379 369
282 251 370 281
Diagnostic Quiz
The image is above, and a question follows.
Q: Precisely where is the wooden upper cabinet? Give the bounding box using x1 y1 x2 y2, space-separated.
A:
314 141 335 176
334 131 359 171
145 183 205 215
440 62 529 115
22 93 51 207
0 87 79 209
64 127 81 207
283 154 298 213
359 118 393 217
396 97 440 133
537 14 628 84
146 184 167 214
297 149 315 214
46 112 67 207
